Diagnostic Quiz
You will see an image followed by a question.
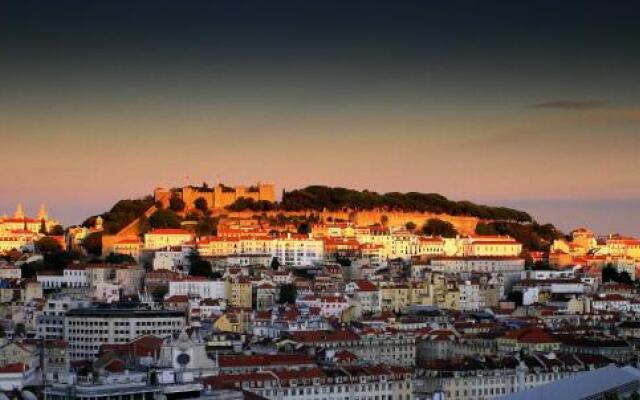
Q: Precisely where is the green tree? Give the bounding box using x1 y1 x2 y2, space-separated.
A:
227 198 275 212
279 186 533 222
602 264 619 283
195 217 218 236
83 197 155 234
380 215 389 226
14 323 26 337
603 392 619 400
405 221 417 231
422 218 458 237
475 222 498 235
149 209 181 229
43 250 81 271
278 284 297 304
49 225 65 236
188 251 212 277
506 291 523 306
169 195 186 212
619 271 633 285
82 232 103 256
138 215 151 234
105 253 135 264
151 286 168 300
36 237 62 254
297 222 311 235
194 197 208 212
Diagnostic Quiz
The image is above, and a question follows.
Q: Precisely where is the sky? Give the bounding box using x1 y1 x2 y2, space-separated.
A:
1 1 639 235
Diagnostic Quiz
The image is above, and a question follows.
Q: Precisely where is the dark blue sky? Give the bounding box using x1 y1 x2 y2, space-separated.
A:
1 1 639 235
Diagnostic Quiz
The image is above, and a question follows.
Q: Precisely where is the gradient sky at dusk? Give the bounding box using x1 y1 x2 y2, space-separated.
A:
1 1 639 235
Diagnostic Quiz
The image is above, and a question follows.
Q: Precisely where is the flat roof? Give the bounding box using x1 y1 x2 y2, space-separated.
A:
498 365 640 400
66 308 185 318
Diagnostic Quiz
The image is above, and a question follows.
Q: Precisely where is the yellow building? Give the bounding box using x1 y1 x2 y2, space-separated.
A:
497 327 561 353
443 290 460 310
213 311 247 333
0 342 37 368
0 204 59 235
226 278 253 309
572 228 597 250
112 238 142 260
462 235 522 257
607 236 640 259
378 283 410 313
551 239 588 257
408 281 433 306
144 229 194 250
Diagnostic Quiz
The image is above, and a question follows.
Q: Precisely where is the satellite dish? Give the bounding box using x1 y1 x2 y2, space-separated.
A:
22 391 38 400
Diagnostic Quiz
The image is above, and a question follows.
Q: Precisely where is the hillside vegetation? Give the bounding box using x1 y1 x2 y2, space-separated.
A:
277 186 532 222
83 187 560 252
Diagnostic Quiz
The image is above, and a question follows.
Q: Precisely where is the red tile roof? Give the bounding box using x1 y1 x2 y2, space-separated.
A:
218 354 314 368
148 229 193 235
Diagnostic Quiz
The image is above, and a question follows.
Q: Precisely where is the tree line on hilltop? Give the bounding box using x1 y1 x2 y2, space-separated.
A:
277 186 533 222
79 185 561 258
222 186 533 223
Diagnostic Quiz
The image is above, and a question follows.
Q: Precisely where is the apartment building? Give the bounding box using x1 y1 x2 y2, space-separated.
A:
64 308 185 360
205 365 413 400
168 276 227 300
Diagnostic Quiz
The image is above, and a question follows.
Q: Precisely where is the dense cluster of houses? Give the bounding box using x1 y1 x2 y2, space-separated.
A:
2 206 640 400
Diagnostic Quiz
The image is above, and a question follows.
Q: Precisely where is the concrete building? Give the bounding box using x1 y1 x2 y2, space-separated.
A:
168 277 227 300
64 307 185 360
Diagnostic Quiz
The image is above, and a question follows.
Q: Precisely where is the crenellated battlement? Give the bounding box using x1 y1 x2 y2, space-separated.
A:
154 182 275 211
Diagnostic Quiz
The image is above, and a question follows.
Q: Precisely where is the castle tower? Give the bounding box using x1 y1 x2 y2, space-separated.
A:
95 216 104 231
14 203 25 219
38 204 48 220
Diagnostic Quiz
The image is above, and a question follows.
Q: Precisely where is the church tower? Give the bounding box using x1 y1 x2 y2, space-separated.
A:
38 204 48 220
14 203 25 219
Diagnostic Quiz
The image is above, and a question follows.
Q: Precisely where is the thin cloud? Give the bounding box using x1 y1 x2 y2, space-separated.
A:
529 100 608 110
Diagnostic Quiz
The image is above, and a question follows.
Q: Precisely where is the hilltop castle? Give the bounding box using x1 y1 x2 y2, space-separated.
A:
155 182 276 211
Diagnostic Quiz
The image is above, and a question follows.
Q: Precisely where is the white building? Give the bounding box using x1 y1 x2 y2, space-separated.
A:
345 280 380 315
461 235 523 257
153 246 191 271
205 365 413 400
271 234 324 267
197 233 324 267
37 266 89 289
430 256 525 290
64 308 185 360
297 295 350 319
144 229 194 250
37 295 91 340
168 277 227 300
0 264 21 279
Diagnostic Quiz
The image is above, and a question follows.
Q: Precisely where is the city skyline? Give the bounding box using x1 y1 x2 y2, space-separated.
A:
2 186 640 238
2 1 640 234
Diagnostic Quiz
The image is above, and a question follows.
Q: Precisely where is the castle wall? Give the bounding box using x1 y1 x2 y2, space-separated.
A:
217 209 480 235
158 183 277 211
349 210 479 235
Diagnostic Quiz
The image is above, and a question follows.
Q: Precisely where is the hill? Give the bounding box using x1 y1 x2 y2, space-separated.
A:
86 185 562 254
276 186 533 222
